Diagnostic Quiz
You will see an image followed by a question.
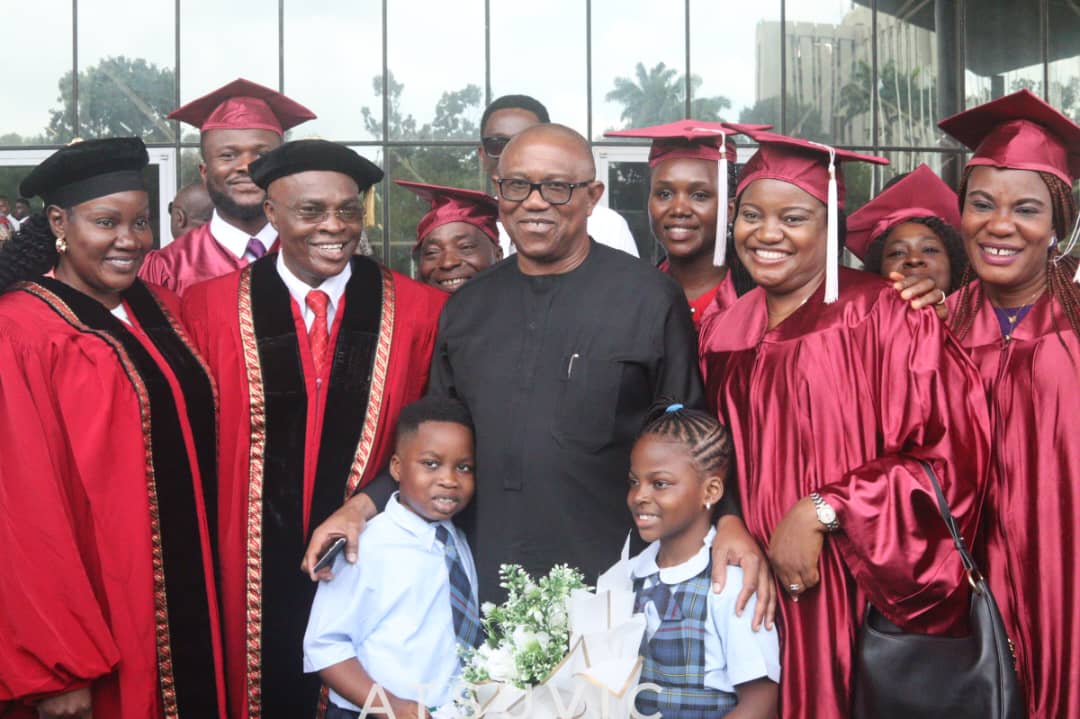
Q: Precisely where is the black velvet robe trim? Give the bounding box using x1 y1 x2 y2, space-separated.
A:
247 256 381 718
25 278 220 719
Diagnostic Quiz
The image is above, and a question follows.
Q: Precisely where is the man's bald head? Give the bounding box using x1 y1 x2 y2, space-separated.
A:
498 123 595 179
169 180 214 238
494 123 604 276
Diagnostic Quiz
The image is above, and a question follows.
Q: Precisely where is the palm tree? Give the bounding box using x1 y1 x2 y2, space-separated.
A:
606 62 730 129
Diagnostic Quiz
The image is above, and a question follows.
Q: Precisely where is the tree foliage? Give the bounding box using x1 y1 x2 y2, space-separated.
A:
48 56 176 142
605 62 731 129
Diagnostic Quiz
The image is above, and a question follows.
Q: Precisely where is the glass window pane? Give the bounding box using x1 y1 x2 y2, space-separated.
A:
691 3 782 130
351 146 384 260
604 159 654 261
284 1 381 141
385 145 482 275
0 0 73 144
592 0 686 138
77 0 176 142
1047 2 1080 124
180 0 278 106
874 4 945 148
490 0 587 135
964 1 1042 108
386 1 484 141
784 3 871 144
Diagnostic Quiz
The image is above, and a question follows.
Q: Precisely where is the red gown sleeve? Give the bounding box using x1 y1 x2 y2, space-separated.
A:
0 329 121 702
815 302 991 633
138 250 176 292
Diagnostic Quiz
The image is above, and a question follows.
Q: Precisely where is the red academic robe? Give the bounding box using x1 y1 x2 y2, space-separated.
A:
181 254 446 719
141 223 252 296
0 279 225 719
946 285 1080 719
700 268 990 719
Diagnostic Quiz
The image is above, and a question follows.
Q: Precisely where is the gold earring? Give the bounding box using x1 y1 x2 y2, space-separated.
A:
55 235 67 254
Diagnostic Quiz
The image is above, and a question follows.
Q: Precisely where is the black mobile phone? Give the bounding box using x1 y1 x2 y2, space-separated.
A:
313 536 348 573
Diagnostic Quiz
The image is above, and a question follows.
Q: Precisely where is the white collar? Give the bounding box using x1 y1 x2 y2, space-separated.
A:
209 209 277 259
110 302 131 325
629 527 715 585
275 251 351 309
385 492 458 552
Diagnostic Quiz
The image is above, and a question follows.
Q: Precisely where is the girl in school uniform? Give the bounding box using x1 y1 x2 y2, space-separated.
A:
620 401 779 719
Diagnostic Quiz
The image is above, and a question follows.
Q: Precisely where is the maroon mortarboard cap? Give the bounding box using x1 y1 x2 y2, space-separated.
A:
605 121 739 165
396 180 500 250
604 121 772 268
845 164 961 260
737 130 888 208
738 131 888 302
939 89 1080 186
168 78 316 135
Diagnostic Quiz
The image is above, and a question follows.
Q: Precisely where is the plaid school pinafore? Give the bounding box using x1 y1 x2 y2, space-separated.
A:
632 561 739 718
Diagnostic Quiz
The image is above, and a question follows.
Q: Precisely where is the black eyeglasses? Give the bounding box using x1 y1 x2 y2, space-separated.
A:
494 178 594 206
481 135 512 158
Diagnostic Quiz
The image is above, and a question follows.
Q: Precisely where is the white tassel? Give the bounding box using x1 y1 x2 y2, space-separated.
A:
1052 208 1080 283
714 132 729 267
824 148 839 303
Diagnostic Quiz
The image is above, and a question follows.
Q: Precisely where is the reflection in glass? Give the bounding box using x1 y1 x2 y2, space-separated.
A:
1047 1 1080 124
591 0 686 138
784 3 871 144
78 0 176 142
181 148 203 187
385 145 481 275
964 0 1041 109
490 0 587 135
873 5 942 148
386 0 484 141
284 1 381 141
691 2 782 131
606 160 655 261
1 0 73 142
179 0 278 105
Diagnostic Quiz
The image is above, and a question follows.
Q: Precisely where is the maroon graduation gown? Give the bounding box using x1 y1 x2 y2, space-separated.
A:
700 268 991 718
140 223 251 296
181 254 446 719
947 285 1080 719
0 279 225 719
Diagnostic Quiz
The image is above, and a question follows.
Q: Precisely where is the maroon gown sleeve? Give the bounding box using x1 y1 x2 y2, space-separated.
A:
815 302 991 632
0 328 121 703
138 249 176 292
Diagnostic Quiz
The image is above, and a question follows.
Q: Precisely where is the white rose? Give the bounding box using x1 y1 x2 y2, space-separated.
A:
548 603 567 630
485 645 517 683
512 626 539 652
535 631 550 648
481 602 496 617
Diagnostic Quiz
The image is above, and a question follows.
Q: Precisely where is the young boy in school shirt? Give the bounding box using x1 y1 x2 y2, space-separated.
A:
303 397 481 719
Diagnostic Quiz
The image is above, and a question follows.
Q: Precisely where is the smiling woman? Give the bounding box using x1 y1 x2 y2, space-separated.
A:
0 137 226 719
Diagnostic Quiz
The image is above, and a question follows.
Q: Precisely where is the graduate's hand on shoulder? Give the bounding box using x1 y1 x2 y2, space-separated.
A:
767 496 825 603
889 271 949 320
301 492 377 581
711 515 777 631
37 687 92 719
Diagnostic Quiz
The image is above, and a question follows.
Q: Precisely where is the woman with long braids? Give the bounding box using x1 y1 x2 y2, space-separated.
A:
940 89 1080 719
699 130 991 718
0 139 226 719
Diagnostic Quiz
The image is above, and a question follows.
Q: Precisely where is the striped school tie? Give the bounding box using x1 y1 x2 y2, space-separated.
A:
435 524 482 649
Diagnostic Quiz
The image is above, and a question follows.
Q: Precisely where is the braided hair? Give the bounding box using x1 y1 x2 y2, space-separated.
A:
0 213 59 295
863 215 969 293
950 168 1080 343
639 398 732 479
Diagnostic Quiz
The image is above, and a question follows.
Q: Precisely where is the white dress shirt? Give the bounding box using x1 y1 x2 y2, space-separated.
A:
110 302 131 325
303 493 478 711
625 527 781 692
209 209 278 261
275 252 351 331
497 205 640 258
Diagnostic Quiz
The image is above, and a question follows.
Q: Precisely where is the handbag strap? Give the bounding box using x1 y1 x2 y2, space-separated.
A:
918 459 982 582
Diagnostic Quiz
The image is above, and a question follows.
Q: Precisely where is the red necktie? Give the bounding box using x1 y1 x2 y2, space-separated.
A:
305 290 330 376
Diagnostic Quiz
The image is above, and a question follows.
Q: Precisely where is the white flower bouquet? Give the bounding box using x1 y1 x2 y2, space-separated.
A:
450 546 648 719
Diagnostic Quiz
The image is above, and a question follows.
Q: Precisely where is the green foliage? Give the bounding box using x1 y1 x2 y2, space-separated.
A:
605 62 731 130
359 73 486 271
49 56 176 142
461 564 588 689
739 95 828 143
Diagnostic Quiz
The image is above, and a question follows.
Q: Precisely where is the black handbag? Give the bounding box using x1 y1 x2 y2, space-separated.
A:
852 460 1026 719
